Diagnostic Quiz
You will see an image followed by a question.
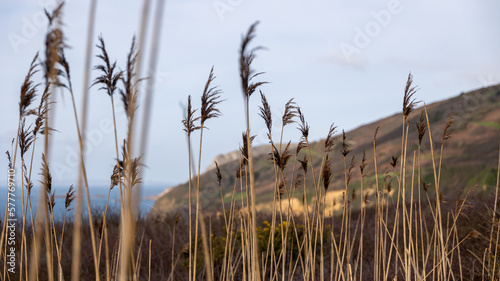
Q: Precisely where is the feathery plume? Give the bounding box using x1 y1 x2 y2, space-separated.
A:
258 91 272 133
18 118 34 159
325 123 337 153
34 83 53 136
297 107 310 140
442 111 454 143
240 132 256 167
215 161 222 186
239 21 267 98
390 155 399 169
201 67 223 124
402 72 420 118
420 177 429 193
182 95 201 136
296 140 307 156
120 36 140 118
92 36 123 97
341 130 351 157
40 153 52 194
360 150 367 176
43 2 65 84
65 185 75 211
298 155 308 175
322 155 333 191
270 142 293 172
19 53 40 116
416 110 427 145
282 98 297 127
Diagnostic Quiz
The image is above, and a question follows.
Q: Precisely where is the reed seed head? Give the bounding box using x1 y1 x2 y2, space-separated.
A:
120 36 140 118
19 53 40 117
40 153 52 195
182 95 201 137
416 110 427 145
341 130 351 157
201 66 223 124
442 111 454 143
65 185 75 211
299 155 308 175
43 2 65 84
360 150 367 176
402 72 420 119
282 98 297 127
239 21 267 98
270 142 292 172
258 91 272 133
390 155 399 169
296 140 307 156
297 107 310 140
325 123 338 153
214 161 222 186
93 36 123 97
240 132 255 167
322 155 333 191
18 118 34 159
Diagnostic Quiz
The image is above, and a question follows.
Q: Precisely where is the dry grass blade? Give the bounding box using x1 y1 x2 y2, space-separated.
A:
259 90 272 133
92 36 123 97
416 110 427 145
402 72 420 118
322 155 333 191
19 53 40 116
201 66 223 124
282 98 297 126
240 21 267 97
182 95 201 136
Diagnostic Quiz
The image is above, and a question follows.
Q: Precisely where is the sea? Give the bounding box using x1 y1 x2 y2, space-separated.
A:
0 185 169 221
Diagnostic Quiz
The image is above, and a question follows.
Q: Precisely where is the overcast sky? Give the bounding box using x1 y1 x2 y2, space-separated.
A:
1 0 499 189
